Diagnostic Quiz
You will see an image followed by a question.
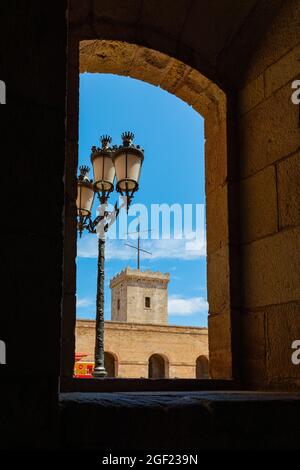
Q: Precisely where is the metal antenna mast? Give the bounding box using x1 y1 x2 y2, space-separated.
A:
125 222 152 269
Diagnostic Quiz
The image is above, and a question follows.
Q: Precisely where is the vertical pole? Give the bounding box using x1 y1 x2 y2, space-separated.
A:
137 231 140 270
92 236 107 377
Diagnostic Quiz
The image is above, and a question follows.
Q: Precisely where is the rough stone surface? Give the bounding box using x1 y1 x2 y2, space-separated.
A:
205 109 227 194
265 43 300 97
243 0 300 83
241 311 266 361
207 245 230 315
79 40 226 120
242 227 300 308
239 74 265 115
239 82 300 178
240 165 278 243
110 268 169 325
278 151 300 228
208 312 232 379
59 391 300 450
266 301 300 385
206 184 229 254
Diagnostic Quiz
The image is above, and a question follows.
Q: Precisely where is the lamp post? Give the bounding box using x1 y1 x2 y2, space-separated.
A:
76 133 144 377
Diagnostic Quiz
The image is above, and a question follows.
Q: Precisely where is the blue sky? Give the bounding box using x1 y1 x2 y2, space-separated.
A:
76 73 208 327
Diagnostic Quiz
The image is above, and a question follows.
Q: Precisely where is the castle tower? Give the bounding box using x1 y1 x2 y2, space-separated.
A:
110 268 170 325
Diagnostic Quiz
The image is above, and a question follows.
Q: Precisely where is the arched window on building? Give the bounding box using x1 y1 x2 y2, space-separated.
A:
196 355 209 379
148 354 168 378
104 352 118 377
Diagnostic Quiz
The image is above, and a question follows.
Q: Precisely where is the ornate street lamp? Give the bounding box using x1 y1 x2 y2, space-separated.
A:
76 133 144 378
113 131 144 206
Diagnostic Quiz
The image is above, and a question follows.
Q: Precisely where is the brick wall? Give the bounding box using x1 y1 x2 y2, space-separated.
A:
76 320 209 378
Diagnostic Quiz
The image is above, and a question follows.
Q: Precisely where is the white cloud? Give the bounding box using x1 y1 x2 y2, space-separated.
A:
76 297 93 308
168 295 208 316
77 234 206 261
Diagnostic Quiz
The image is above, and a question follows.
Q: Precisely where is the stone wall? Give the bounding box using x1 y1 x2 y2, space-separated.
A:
238 0 300 389
76 320 209 378
0 1 67 449
1 0 299 450
64 1 300 387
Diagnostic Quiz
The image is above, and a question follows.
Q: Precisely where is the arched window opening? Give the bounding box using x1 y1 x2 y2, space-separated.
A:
104 352 117 377
62 36 232 390
196 355 209 379
148 354 168 379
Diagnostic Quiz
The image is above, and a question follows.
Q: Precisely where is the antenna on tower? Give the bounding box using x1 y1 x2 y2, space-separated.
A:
124 221 152 270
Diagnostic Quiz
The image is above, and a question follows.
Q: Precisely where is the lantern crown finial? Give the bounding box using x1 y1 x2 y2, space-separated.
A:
79 165 91 180
100 134 112 149
121 131 135 147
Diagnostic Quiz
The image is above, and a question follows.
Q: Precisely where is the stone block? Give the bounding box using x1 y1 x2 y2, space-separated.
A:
208 349 232 379
240 165 278 243
266 301 300 382
79 40 137 74
207 245 230 314
130 48 171 88
160 60 189 94
205 109 227 194
193 91 215 118
239 74 265 115
242 227 300 308
206 184 229 255
244 0 300 83
208 311 231 353
239 83 300 178
175 68 214 113
240 311 265 360
278 151 300 228
265 43 300 97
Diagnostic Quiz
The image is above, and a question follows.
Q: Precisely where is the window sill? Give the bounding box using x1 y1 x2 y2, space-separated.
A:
59 391 300 450
60 377 238 393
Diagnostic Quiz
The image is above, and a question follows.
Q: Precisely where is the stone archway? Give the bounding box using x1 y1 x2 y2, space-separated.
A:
148 354 168 379
63 38 234 381
196 355 210 379
104 351 118 377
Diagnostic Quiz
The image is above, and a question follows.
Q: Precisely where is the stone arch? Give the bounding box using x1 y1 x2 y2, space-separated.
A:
196 355 210 379
79 40 226 121
148 353 169 379
104 351 118 377
63 37 234 381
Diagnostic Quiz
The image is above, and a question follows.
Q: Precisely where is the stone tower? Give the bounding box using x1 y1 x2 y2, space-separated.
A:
110 268 170 325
